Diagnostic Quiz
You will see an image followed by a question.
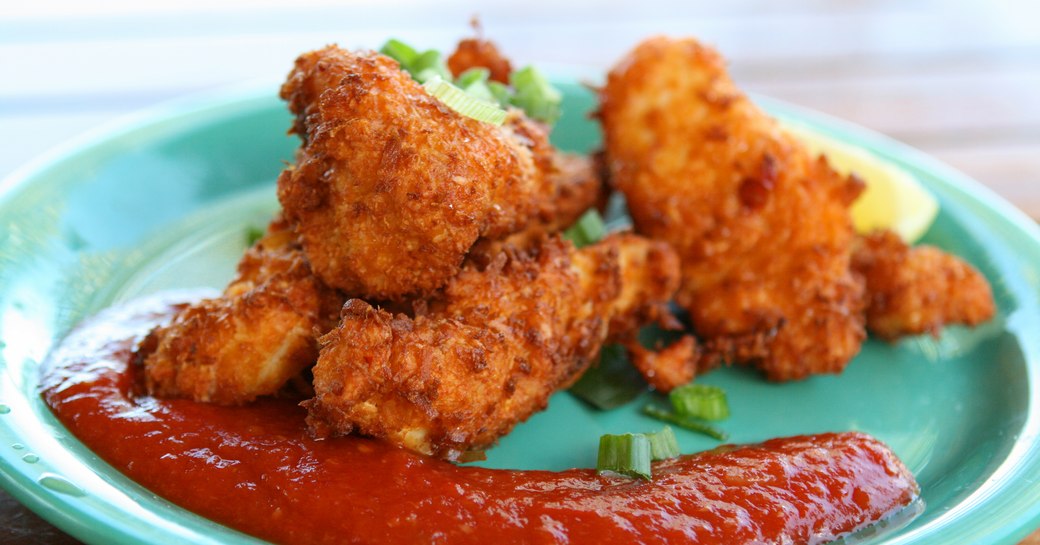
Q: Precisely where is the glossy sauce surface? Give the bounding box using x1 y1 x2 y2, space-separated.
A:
42 294 918 544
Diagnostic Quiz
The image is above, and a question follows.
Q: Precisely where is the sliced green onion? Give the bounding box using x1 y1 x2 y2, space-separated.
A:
244 225 265 247
487 80 514 108
455 68 496 104
455 67 490 88
646 427 680 461
380 39 451 83
379 39 419 68
597 433 652 480
422 77 507 126
563 209 606 248
409 50 452 83
379 39 564 126
669 384 730 421
509 65 562 125
642 405 729 441
569 344 647 410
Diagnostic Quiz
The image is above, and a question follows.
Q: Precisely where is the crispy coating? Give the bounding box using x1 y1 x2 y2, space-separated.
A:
468 151 606 263
853 230 996 340
277 46 558 300
447 37 513 83
536 153 608 237
601 37 867 381
625 336 698 392
139 218 342 405
305 234 680 459
605 232 684 338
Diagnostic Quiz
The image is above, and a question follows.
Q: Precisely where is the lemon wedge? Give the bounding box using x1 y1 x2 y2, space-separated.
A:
782 122 939 243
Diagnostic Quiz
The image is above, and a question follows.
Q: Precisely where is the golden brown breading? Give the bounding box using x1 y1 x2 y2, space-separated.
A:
468 151 606 263
601 37 866 381
447 37 513 83
536 153 607 237
592 230 697 393
139 217 342 405
277 46 560 300
625 336 698 392
853 230 996 340
605 231 684 338
304 233 680 459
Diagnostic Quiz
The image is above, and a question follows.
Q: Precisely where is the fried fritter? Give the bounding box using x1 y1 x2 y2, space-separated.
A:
535 153 608 238
278 45 564 300
468 151 606 263
447 36 602 245
304 233 680 459
601 37 866 381
625 335 699 392
853 230 996 340
139 217 342 404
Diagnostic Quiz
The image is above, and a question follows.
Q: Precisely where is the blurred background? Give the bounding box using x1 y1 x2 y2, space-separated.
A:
1 0 1039 543
2 0 1038 217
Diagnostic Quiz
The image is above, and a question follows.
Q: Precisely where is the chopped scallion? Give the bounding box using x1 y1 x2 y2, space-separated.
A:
487 80 514 109
568 344 647 410
509 65 562 125
422 77 507 126
597 433 652 480
646 427 680 461
379 39 564 126
669 384 730 421
564 209 606 248
379 39 451 83
455 68 497 104
410 50 452 83
455 67 491 88
244 225 265 247
379 39 419 68
642 405 729 441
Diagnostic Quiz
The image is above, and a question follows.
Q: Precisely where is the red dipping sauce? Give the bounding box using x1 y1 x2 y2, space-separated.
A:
42 293 919 544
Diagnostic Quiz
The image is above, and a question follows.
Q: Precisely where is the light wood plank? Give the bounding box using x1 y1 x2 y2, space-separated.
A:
929 143 1040 218
745 70 1040 141
4 3 1040 105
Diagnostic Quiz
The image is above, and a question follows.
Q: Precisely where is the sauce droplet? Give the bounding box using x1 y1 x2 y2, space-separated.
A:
11 443 23 450
37 474 85 497
0 405 10 414
22 453 38 464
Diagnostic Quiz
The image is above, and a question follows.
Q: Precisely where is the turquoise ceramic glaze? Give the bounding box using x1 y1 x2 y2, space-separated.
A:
0 81 1038 544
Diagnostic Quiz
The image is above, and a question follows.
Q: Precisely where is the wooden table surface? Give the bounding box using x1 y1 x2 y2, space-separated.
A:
1 0 1038 543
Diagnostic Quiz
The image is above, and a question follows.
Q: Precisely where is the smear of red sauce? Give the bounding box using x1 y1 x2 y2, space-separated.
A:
42 293 918 544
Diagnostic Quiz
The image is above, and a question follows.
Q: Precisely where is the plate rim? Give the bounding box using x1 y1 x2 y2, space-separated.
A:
1 80 1039 545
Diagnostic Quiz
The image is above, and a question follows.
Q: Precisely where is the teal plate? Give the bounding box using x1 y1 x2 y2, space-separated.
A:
1 80 1039 545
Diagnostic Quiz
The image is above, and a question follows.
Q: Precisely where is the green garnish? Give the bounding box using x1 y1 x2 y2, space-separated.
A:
563 209 606 248
379 39 419 67
597 433 652 480
568 344 647 410
669 384 730 421
646 427 680 461
455 67 490 88
422 77 507 126
380 40 451 83
596 427 680 480
379 39 563 126
244 225 265 247
410 50 452 83
487 80 513 107
454 68 497 104
642 405 729 441
509 66 562 125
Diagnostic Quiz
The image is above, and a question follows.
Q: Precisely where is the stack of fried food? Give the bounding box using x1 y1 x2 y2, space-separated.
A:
136 35 996 460
137 38 687 461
